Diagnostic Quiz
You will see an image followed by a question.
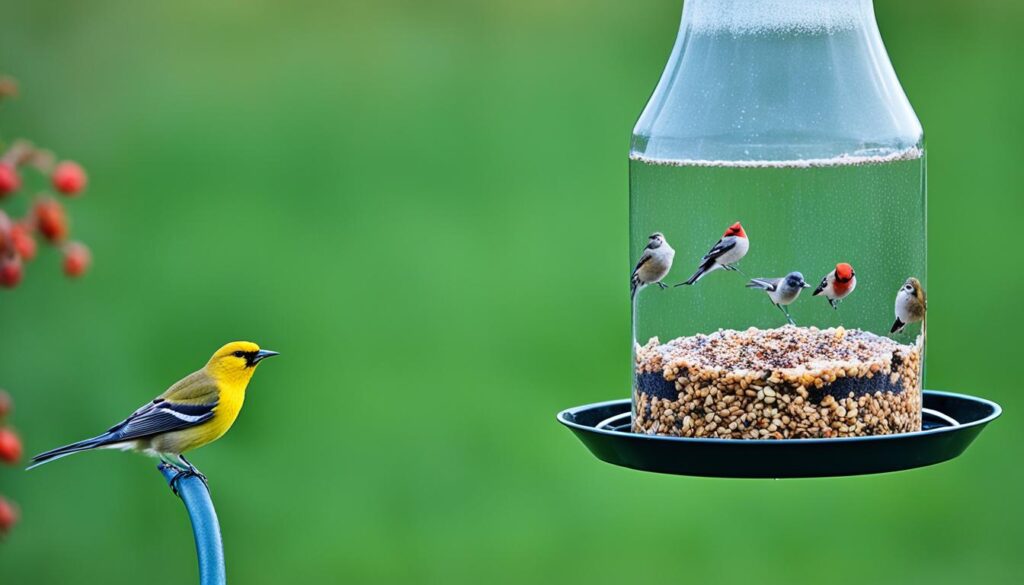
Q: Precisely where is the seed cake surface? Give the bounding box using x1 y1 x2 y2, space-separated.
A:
633 326 922 438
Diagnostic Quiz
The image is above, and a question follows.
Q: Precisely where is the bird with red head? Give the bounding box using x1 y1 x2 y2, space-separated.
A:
675 221 749 286
812 262 857 309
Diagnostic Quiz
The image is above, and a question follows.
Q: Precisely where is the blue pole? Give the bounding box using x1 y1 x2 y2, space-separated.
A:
158 464 226 585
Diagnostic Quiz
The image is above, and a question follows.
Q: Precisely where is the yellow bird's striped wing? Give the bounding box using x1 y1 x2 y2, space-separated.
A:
101 369 221 442
104 398 217 443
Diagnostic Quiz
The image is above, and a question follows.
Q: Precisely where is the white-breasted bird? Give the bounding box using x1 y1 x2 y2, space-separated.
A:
747 271 810 325
891 277 926 333
631 232 675 299
675 222 748 286
812 262 857 309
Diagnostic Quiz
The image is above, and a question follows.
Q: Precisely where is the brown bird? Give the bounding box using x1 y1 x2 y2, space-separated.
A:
891 277 926 333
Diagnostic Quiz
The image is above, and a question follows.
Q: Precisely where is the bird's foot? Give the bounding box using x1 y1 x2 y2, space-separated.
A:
158 462 187 496
775 304 796 327
192 469 209 490
656 282 668 290
163 465 210 496
178 455 210 493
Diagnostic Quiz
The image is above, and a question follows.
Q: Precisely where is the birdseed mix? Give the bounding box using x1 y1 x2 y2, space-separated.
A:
633 325 922 438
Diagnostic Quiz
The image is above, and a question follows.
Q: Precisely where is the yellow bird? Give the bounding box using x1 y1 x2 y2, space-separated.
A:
28 341 278 483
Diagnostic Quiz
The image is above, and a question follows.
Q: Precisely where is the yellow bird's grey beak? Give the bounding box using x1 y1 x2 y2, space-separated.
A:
251 349 280 365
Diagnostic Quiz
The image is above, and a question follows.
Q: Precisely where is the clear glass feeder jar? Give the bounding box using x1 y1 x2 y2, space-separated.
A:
629 0 925 438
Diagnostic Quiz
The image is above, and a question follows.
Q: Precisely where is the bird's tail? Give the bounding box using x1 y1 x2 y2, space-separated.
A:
630 275 640 300
676 267 704 287
890 317 905 334
746 278 774 290
27 434 110 470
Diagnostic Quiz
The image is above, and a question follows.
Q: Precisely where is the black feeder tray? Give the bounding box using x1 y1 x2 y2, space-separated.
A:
557 390 1000 478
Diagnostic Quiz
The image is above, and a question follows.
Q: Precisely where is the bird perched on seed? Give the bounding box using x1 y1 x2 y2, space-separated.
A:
891 277 926 333
812 262 857 309
675 222 748 286
631 232 675 299
28 341 279 489
747 271 810 325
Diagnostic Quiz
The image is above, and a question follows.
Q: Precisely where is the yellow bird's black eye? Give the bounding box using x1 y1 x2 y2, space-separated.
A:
233 351 245 358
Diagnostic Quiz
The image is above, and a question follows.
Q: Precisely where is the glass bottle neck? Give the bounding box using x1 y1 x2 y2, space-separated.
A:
683 0 873 36
632 0 922 164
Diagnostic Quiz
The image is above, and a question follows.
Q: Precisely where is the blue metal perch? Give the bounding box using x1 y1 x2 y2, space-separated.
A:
158 464 226 585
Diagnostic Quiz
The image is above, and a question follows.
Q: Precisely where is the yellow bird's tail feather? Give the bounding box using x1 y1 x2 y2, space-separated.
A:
27 434 113 470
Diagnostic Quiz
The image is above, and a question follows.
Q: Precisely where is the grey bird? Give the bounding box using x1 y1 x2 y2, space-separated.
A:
631 232 675 300
746 271 810 325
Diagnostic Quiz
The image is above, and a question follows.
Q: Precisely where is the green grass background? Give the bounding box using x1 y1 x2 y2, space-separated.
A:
0 1 1021 583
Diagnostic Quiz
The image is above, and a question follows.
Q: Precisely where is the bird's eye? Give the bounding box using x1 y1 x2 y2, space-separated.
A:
233 351 245 358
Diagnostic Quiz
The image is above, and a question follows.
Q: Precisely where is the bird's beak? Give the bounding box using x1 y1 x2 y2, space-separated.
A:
252 349 280 365
801 282 811 288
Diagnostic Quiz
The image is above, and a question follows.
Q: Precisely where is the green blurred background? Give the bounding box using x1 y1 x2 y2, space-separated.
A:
0 0 1021 583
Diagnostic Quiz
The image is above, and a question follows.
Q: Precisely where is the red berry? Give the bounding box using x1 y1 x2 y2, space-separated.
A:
0 390 10 418
34 198 68 242
0 253 22 288
0 75 18 98
52 161 87 196
0 164 20 197
10 223 36 261
0 496 17 536
63 242 91 278
0 428 21 463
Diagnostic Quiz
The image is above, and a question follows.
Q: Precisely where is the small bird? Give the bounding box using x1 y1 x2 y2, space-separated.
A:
812 262 857 309
631 232 675 299
676 222 749 286
891 277 926 333
28 341 279 487
747 271 810 325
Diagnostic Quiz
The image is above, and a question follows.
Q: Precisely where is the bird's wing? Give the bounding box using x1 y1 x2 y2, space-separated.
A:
812 276 828 296
104 398 217 442
103 370 220 443
700 237 736 264
631 250 652 277
746 278 778 291
160 370 219 402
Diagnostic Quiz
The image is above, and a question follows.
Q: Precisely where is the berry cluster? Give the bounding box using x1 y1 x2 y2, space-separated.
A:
1 74 93 540
0 75 91 288
0 390 19 537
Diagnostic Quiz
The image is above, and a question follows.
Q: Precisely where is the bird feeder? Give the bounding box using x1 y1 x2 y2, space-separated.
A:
559 0 999 477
